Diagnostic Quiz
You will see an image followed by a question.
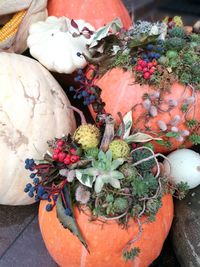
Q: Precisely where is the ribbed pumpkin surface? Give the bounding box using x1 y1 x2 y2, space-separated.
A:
39 194 173 267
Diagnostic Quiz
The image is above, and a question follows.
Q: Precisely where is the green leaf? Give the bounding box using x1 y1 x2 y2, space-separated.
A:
75 170 96 187
94 176 105 193
125 132 162 143
117 111 133 139
166 131 180 138
189 134 200 145
111 158 125 171
89 18 122 48
108 177 121 189
109 170 124 179
56 187 88 251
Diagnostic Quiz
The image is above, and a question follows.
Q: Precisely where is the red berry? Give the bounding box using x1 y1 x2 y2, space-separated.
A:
70 148 76 155
143 72 151 79
147 62 153 68
149 67 155 74
136 65 143 71
137 59 143 65
141 61 147 68
58 152 67 162
143 67 148 72
70 155 79 163
57 140 64 147
152 60 157 66
64 157 71 165
52 153 59 160
53 148 61 154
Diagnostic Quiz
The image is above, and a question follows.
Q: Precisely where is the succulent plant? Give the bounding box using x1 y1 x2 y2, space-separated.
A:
109 139 130 159
165 37 186 51
75 150 125 193
73 124 100 150
84 147 99 159
113 197 129 213
119 163 138 180
168 27 186 38
132 149 156 172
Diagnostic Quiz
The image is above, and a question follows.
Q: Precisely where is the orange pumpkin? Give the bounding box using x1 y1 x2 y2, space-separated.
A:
89 68 200 153
47 0 132 29
39 194 173 267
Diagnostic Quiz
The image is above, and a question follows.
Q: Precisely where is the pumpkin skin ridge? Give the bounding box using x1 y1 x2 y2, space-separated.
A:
0 52 76 205
88 67 200 153
39 194 173 267
47 0 132 30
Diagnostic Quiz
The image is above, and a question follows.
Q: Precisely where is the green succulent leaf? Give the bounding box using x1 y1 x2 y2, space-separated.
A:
110 158 125 170
109 170 124 179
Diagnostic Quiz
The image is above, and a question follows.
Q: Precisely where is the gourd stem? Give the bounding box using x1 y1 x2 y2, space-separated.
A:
117 112 125 139
99 114 115 152
67 105 86 124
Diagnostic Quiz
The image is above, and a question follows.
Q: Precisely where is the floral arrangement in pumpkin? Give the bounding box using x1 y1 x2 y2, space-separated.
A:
24 106 188 261
70 16 200 149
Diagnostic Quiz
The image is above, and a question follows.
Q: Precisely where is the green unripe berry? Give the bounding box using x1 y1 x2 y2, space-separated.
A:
109 140 130 159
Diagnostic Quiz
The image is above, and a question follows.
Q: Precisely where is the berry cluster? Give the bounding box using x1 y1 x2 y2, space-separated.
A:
135 58 157 80
25 158 35 171
52 139 80 165
69 69 97 105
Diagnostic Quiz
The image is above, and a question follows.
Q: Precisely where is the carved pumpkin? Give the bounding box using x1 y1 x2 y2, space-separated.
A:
0 52 76 205
39 194 173 267
47 0 132 29
89 68 200 153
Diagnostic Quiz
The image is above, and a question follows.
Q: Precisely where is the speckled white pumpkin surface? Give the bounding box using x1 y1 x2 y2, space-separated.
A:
0 52 76 205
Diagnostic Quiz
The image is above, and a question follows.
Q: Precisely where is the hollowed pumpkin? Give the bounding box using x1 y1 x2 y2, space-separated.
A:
39 194 173 267
47 0 132 29
89 68 200 153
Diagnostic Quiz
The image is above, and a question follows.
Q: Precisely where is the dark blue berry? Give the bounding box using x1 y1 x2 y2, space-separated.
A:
155 53 160 59
41 193 48 200
147 44 154 50
142 54 148 59
65 208 72 216
28 191 34 198
77 94 82 99
46 204 53 211
26 183 32 189
73 95 77 99
156 46 163 52
29 186 35 193
37 186 45 196
24 187 29 193
30 173 36 179
33 178 40 185
82 91 89 97
76 52 81 57
69 86 74 92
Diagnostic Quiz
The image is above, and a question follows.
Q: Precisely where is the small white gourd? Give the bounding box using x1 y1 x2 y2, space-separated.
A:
163 149 200 189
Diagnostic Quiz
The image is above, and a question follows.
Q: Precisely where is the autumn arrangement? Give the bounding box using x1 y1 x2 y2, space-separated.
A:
24 13 200 267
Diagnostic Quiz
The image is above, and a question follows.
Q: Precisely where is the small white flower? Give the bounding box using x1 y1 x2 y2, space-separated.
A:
176 136 184 142
67 170 76 182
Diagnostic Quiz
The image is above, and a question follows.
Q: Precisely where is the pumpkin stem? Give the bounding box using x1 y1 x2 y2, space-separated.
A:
99 114 115 152
117 112 125 139
67 105 86 124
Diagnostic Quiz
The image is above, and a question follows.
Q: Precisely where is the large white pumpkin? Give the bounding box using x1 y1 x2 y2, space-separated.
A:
0 52 76 205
